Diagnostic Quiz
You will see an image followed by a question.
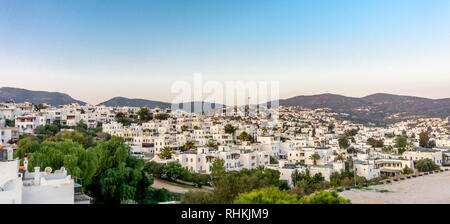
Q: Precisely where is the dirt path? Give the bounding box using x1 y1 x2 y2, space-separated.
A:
151 178 197 194
339 171 450 204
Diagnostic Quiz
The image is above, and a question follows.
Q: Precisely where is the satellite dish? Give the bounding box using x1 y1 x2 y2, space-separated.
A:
44 167 52 174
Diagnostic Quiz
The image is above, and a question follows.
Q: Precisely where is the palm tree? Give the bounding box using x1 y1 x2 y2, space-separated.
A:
206 141 218 150
334 153 345 162
184 141 196 151
224 124 236 139
158 147 172 159
310 153 321 165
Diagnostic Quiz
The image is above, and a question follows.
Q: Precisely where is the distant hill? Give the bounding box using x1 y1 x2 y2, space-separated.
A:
0 87 86 106
278 93 450 124
279 93 368 111
2 87 448 123
99 97 171 108
99 97 226 113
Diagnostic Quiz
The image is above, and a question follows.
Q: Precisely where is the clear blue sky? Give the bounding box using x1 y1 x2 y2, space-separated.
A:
1 0 449 104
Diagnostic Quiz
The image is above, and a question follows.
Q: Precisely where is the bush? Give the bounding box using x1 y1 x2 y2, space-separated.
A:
416 159 440 172
181 190 214 204
234 187 299 204
298 190 351 204
233 188 351 204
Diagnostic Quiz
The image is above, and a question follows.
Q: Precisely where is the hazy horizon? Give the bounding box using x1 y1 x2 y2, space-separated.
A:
1 85 449 106
1 0 449 105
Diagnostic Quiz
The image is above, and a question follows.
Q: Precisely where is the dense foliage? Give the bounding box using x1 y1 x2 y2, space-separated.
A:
154 113 170 120
338 136 350 149
145 161 211 187
233 187 350 204
415 159 440 172
367 138 384 148
394 136 408 148
224 124 236 136
419 131 431 148
182 159 282 204
158 147 173 159
137 108 153 123
15 139 97 185
16 124 173 204
234 187 299 204
238 131 254 142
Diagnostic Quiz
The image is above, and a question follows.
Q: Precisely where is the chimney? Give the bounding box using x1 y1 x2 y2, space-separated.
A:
34 167 40 186
23 154 28 172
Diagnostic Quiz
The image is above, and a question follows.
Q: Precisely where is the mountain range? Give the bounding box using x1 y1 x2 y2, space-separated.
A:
1 87 449 123
0 87 86 106
279 93 450 124
98 97 225 113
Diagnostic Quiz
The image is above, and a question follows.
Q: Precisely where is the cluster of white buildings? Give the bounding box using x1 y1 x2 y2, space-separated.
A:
1 101 449 194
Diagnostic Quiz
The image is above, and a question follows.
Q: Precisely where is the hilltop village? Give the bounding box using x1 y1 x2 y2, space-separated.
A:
1 101 449 203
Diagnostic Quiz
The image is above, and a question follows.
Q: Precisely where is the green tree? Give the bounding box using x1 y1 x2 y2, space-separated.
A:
184 141 196 151
23 139 98 185
309 153 321 165
210 158 226 181
334 154 346 162
270 156 279 164
206 141 218 150
224 124 236 138
367 138 384 148
162 162 189 181
154 113 170 120
117 118 133 126
397 147 406 155
5 119 15 127
234 188 351 204
212 167 281 204
298 190 351 204
402 165 412 175
87 137 154 204
34 124 61 139
428 140 436 148
238 131 254 142
328 123 335 133
415 158 440 172
158 147 173 159
181 190 214 204
382 145 393 153
16 135 158 204
344 129 359 137
137 108 152 123
46 130 94 149
291 170 329 197
338 136 350 149
394 136 408 148
346 146 357 154
234 187 299 204
419 131 430 148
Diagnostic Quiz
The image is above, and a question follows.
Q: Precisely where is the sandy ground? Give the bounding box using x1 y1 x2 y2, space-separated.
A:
339 171 450 204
